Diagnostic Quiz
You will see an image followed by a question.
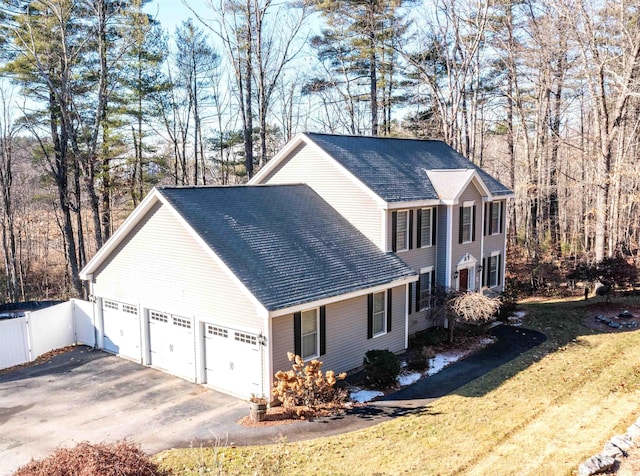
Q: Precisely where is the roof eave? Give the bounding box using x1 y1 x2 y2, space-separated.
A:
80 188 163 279
249 132 309 184
267 274 417 318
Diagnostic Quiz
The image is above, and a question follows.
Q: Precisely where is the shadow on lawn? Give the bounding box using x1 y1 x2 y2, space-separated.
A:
379 295 640 403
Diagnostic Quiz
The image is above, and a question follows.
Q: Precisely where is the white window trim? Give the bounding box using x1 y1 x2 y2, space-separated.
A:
420 207 434 248
301 307 320 360
372 291 387 338
418 266 434 311
461 205 474 244
395 210 409 252
490 201 502 236
488 252 500 288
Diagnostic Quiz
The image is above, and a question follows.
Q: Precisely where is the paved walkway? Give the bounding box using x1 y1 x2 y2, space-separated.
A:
218 325 547 447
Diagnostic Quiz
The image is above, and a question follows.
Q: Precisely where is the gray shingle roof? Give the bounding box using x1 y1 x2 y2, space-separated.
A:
305 133 512 202
157 184 416 311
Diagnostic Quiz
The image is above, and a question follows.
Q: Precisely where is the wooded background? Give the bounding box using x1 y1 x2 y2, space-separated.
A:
0 0 638 301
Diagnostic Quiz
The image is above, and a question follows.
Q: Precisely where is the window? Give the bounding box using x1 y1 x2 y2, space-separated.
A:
235 331 258 346
419 273 432 310
150 310 168 323
420 208 433 247
301 308 318 359
173 316 191 329
488 255 500 288
122 304 137 315
490 202 502 235
207 325 228 338
460 203 475 243
394 210 408 251
372 291 386 336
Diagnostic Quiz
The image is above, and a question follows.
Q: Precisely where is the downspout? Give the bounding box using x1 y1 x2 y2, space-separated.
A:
262 306 272 400
502 199 509 292
86 274 98 348
480 200 485 292
445 205 453 288
404 283 409 349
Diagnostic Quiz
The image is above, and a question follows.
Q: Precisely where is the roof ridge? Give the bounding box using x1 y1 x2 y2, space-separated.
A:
305 131 442 143
156 183 307 191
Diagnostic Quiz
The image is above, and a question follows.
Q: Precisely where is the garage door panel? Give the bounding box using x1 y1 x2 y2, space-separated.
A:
102 299 141 361
204 324 261 399
149 310 195 381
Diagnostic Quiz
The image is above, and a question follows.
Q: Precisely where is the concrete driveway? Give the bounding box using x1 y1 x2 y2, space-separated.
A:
0 346 249 475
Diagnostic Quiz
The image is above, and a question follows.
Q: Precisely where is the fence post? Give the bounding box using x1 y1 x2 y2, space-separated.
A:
24 311 34 362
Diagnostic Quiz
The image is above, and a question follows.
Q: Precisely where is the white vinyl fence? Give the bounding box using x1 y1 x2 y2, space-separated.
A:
0 299 95 371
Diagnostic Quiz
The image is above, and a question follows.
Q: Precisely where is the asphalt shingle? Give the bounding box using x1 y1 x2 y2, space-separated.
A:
305 133 512 202
157 184 416 311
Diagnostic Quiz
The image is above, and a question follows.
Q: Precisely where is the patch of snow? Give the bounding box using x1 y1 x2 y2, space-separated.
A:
350 389 384 403
397 372 422 386
427 352 465 376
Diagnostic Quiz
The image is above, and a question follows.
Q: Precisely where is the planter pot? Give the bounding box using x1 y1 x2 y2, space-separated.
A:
249 401 267 423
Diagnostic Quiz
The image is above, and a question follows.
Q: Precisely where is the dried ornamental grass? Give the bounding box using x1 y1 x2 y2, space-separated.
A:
448 292 501 323
273 352 347 414
14 440 168 476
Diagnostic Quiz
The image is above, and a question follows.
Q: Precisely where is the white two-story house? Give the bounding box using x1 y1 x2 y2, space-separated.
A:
80 133 512 400
250 133 512 335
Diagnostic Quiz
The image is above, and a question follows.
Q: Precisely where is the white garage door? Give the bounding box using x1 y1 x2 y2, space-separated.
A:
204 324 262 399
148 310 195 381
102 299 141 361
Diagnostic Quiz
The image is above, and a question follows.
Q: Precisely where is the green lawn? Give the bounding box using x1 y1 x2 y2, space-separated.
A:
155 296 640 475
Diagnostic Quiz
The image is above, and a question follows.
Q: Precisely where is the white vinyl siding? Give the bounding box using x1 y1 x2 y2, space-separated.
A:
93 202 262 331
257 143 383 248
271 286 406 377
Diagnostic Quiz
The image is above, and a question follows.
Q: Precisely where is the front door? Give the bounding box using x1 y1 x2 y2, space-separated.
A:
459 268 469 291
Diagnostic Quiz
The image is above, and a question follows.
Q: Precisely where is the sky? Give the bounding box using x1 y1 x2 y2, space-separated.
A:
145 1 214 34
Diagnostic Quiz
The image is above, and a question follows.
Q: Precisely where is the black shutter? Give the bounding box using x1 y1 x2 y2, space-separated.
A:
482 258 488 287
500 201 505 234
367 293 373 339
416 209 422 248
497 254 502 287
294 311 301 356
408 210 414 250
408 282 413 314
386 289 392 333
391 211 398 252
431 270 436 293
319 306 326 356
432 208 437 246
415 277 421 311
484 203 489 236
472 205 477 242
458 206 464 243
